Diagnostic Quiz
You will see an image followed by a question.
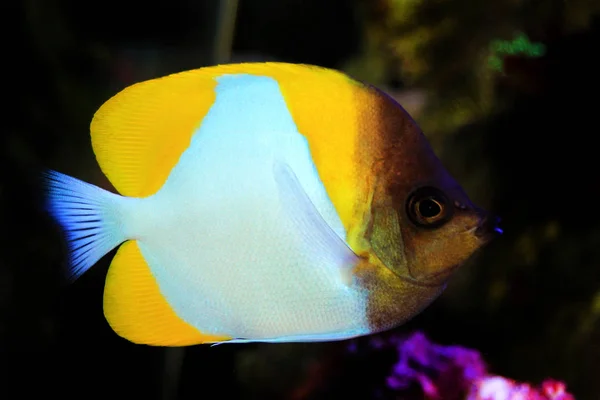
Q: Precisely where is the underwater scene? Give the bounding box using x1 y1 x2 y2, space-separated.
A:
3 0 600 399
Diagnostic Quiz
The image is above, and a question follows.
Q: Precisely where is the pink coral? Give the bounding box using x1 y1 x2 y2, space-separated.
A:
467 377 575 400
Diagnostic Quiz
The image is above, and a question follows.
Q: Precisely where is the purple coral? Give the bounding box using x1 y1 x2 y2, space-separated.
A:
360 332 575 400
382 332 486 399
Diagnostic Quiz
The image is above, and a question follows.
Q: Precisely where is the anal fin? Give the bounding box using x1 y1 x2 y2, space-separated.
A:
103 241 230 346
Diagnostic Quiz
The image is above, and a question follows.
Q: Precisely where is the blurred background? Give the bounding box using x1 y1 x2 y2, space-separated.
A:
3 0 600 399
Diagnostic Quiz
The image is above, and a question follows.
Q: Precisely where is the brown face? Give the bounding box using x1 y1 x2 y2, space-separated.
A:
366 87 498 283
352 87 499 332
363 174 494 289
388 182 493 285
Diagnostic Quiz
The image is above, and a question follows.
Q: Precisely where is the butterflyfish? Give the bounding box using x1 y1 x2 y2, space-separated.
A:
43 62 500 346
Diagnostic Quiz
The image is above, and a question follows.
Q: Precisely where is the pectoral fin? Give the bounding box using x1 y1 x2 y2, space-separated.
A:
272 160 359 283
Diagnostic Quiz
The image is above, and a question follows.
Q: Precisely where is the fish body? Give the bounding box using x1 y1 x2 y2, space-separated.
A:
44 63 498 346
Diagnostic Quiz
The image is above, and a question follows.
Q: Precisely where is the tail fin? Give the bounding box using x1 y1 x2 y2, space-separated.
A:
43 170 129 282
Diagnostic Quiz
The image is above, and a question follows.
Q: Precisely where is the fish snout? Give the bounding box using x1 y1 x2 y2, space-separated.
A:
474 214 503 243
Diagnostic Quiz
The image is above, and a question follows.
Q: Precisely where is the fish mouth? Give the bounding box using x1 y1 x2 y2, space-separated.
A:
474 215 503 243
465 214 502 244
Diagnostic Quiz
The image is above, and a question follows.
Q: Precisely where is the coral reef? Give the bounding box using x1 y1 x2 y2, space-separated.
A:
349 332 575 400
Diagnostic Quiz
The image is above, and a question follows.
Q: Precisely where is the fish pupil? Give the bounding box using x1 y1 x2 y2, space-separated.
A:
419 198 441 218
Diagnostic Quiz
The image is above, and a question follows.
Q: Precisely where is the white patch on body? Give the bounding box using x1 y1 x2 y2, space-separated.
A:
130 74 370 341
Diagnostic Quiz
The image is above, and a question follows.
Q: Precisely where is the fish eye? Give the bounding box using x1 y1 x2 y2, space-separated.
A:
406 186 453 228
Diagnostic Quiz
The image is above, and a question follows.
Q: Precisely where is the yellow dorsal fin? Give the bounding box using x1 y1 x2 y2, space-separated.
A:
90 63 324 198
89 62 365 199
103 241 230 346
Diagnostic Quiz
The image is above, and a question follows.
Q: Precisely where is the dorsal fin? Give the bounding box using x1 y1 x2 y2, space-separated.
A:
89 62 371 212
90 63 330 197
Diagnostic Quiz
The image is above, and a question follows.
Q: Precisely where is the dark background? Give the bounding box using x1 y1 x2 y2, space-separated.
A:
2 0 600 399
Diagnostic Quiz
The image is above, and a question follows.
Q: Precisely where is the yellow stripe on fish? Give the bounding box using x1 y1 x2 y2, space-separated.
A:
43 63 496 346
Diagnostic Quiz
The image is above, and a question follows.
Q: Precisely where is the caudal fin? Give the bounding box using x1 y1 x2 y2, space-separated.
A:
43 170 128 282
